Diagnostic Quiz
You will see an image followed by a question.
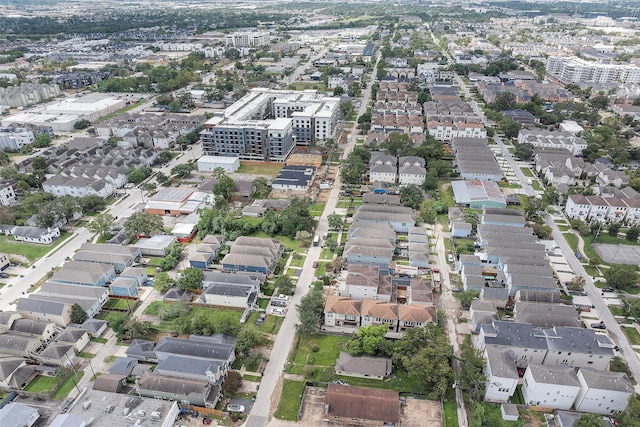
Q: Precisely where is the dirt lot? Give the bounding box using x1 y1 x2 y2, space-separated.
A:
401 397 443 427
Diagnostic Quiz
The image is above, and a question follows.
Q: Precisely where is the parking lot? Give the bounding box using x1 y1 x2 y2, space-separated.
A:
268 294 289 316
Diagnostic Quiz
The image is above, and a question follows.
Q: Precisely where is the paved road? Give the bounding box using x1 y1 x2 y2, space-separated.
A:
245 53 379 427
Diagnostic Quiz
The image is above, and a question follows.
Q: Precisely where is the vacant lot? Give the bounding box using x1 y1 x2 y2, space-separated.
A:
0 232 72 261
237 163 283 177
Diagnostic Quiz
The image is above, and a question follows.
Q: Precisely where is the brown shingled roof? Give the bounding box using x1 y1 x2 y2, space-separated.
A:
325 384 399 423
325 295 361 317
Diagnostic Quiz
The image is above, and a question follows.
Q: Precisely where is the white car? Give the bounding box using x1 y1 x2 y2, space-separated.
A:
272 308 286 315
226 404 245 413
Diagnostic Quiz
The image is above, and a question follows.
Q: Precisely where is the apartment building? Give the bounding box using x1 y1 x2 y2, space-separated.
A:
565 194 640 225
225 31 270 48
547 56 640 84
200 89 339 162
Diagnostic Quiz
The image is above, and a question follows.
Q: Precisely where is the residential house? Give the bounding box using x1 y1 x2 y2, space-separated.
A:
324 384 400 426
484 348 519 403
0 334 42 357
221 237 283 275
361 299 399 332
37 343 75 366
49 268 112 288
0 403 40 427
43 175 113 199
108 357 138 376
134 235 177 257
155 355 226 385
153 335 235 371
352 204 416 233
15 298 72 327
10 319 58 344
73 243 141 273
0 179 17 207
37 283 107 319
125 339 156 362
344 238 395 267
2 226 60 244
138 372 220 408
398 304 437 331
81 318 107 337
324 295 362 329
513 302 580 328
522 364 581 410
0 357 37 390
542 326 614 371
109 277 139 297
93 373 126 393
55 328 90 352
398 164 426 185
200 279 258 309
574 368 634 415
334 352 392 380
369 163 396 184
119 267 149 287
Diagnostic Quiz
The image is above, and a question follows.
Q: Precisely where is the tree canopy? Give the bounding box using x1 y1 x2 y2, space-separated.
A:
123 212 164 238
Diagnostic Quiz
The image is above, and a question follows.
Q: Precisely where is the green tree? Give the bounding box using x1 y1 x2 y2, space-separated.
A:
296 288 325 334
74 119 91 130
123 211 164 238
458 341 487 402
490 92 516 111
212 168 235 200
604 265 639 290
333 86 344 96
33 134 52 148
78 194 107 213
608 223 621 237
177 267 203 290
399 185 424 210
274 275 295 295
0 150 10 166
126 166 151 185
340 153 366 184
222 371 243 396
235 329 257 357
157 151 173 164
156 172 169 185
171 163 193 178
575 413 605 427
295 230 313 247
513 143 534 160
327 214 343 230
70 303 87 324
627 226 640 241
393 325 453 399
617 394 640 427
252 176 270 199
280 197 316 238
87 213 114 238
523 195 548 222
153 272 174 293
419 199 437 224
339 100 354 119
457 289 480 309
346 325 388 356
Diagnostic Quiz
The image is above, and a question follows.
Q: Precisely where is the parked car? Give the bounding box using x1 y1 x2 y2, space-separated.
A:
226 404 245 413
602 288 615 293
312 261 318 268
591 321 606 330
581 305 591 312
203 417 212 425
0 272 9 278
256 313 266 326
270 300 286 307
272 308 286 315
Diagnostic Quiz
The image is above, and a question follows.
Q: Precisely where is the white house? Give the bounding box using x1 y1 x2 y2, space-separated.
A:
42 175 113 199
398 165 426 185
574 368 634 415
0 180 17 206
5 226 60 244
522 364 581 410
370 164 396 184
484 348 519 403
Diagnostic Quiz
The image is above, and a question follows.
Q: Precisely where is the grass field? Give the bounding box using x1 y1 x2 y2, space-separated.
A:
249 231 302 252
319 248 334 260
290 255 306 267
443 388 458 427
243 374 262 382
291 334 349 366
0 232 72 261
77 352 96 358
246 312 282 334
623 327 640 346
563 233 579 254
24 375 58 393
144 301 244 332
309 203 325 217
104 298 135 310
274 380 305 421
520 167 534 177
237 163 283 177
52 372 84 400
532 180 543 191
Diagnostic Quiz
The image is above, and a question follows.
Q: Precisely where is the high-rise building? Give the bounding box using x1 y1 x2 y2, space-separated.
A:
200 89 340 162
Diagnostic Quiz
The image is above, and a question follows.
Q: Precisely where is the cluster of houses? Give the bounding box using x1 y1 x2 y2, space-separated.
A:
95 112 206 150
368 151 427 186
425 98 487 142
30 137 159 199
476 76 571 105
564 190 640 226
112 334 237 408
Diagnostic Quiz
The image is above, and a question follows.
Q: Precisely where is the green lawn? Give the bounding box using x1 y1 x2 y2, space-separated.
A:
443 388 458 427
243 374 262 382
52 372 84 400
237 163 283 177
336 201 351 209
520 167 534 177
143 301 243 332
593 233 640 247
335 370 422 393
24 375 58 393
246 312 282 334
290 255 306 267
439 183 455 208
563 233 579 254
315 262 327 276
557 225 569 232
90 337 108 343
249 231 302 252
309 203 325 217
274 380 305 421
623 327 640 346
291 334 350 366
319 248 334 260
0 232 72 261
77 352 96 359
147 257 164 267
258 298 270 309
531 180 543 191
286 268 298 276
104 298 135 310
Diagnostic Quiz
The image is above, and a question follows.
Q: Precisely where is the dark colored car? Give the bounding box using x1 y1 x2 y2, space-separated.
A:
591 321 606 330
256 313 266 326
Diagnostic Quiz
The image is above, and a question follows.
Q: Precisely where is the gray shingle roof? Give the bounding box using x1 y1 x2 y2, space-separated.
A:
16 297 69 316
156 355 224 378
578 368 634 393
485 347 518 379
527 364 580 387
154 337 235 362
335 352 392 378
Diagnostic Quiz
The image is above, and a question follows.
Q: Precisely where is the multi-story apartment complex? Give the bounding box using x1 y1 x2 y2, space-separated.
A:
225 31 270 48
200 89 340 162
564 194 640 225
0 126 35 152
547 56 640 84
